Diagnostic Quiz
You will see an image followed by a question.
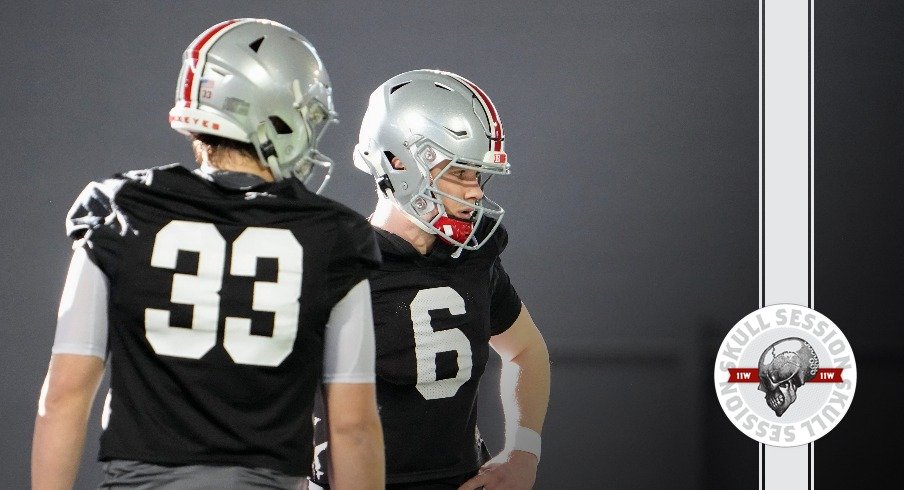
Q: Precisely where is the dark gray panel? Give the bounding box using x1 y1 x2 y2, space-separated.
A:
815 1 904 488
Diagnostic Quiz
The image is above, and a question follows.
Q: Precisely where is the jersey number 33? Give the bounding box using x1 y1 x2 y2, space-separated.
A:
144 220 302 367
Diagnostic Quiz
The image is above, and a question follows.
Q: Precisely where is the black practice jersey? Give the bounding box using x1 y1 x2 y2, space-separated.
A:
312 220 522 484
67 164 379 476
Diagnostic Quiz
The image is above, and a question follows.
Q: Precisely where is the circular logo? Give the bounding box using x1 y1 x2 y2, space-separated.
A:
713 304 857 447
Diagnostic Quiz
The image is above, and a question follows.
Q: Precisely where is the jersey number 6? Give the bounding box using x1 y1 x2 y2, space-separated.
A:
411 287 473 400
145 220 302 367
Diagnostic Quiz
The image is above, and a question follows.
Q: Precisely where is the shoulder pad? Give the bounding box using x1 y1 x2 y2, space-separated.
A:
66 178 128 241
338 213 382 268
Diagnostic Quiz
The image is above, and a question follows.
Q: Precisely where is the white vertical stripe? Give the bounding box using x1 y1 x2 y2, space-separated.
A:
452 74 502 147
760 1 813 489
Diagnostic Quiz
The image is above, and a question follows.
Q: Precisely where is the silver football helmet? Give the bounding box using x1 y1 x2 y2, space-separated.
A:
169 19 337 192
354 69 511 250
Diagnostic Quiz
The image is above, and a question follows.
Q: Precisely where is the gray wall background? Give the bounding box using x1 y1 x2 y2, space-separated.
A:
3 1 896 488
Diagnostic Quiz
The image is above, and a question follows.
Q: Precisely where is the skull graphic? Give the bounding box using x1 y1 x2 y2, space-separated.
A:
757 337 819 417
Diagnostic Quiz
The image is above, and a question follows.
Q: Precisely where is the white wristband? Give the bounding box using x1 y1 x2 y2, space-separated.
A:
512 426 542 461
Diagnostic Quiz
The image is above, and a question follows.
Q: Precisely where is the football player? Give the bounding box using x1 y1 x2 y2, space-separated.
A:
31 19 384 489
310 70 551 489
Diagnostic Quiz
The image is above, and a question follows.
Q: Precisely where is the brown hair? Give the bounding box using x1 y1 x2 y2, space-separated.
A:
191 133 258 164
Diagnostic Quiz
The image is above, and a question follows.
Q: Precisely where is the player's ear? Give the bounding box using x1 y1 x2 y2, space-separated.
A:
390 157 406 170
191 137 210 165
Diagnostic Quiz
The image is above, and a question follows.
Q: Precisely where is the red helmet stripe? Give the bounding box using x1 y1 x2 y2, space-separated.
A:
453 76 504 152
181 19 239 108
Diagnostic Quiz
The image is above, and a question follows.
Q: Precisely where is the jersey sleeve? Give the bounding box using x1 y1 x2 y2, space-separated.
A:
489 256 522 336
322 279 376 383
481 222 521 335
327 214 381 305
52 247 109 360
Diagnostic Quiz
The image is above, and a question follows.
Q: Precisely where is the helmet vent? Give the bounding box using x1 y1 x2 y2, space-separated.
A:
383 151 401 168
433 82 453 92
390 82 411 94
248 37 265 52
269 116 292 134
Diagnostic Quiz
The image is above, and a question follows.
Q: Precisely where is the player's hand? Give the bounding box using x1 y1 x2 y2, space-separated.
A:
457 450 538 489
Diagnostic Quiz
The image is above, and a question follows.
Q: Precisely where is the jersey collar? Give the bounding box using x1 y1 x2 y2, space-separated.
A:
373 227 458 264
193 166 270 190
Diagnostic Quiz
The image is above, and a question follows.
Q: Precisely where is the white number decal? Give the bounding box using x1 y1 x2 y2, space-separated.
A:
224 228 302 367
410 287 472 400
145 221 225 359
145 221 303 366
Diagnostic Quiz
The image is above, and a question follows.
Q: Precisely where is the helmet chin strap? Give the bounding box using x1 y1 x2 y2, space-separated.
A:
255 123 286 181
392 190 473 258
402 209 468 258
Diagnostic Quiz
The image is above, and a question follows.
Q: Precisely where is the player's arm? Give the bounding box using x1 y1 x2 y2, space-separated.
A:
461 304 550 490
491 304 550 438
320 279 385 489
323 383 384 490
32 354 104 489
32 248 109 489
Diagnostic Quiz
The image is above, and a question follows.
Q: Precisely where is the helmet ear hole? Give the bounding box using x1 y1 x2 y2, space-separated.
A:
385 151 405 170
269 116 293 134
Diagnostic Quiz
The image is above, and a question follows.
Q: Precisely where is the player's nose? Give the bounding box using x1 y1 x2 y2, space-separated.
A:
464 183 484 201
